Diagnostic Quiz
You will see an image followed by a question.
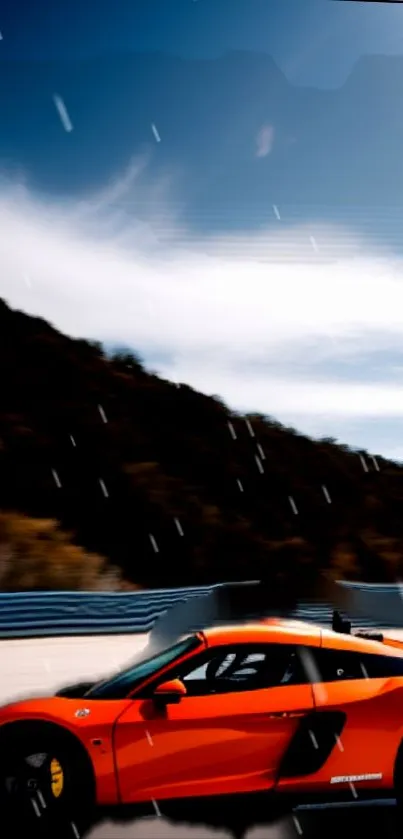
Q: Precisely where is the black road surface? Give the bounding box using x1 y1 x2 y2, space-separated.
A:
21 795 400 839
87 799 403 839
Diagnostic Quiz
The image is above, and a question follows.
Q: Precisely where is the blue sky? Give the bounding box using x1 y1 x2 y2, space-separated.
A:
2 0 403 87
2 0 403 459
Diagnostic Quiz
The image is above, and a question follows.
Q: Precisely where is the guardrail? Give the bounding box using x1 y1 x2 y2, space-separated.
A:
0 582 394 638
0 586 220 638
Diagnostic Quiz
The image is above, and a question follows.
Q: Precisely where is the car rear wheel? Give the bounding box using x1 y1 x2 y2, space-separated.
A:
0 722 95 838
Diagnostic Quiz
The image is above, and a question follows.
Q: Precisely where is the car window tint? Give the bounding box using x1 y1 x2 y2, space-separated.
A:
361 653 403 679
309 648 403 682
310 649 364 682
171 643 307 696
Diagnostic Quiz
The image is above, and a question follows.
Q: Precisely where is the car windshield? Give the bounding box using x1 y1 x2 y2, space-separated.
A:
85 634 202 699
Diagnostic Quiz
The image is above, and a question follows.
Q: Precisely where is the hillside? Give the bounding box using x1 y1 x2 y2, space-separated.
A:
1 296 403 598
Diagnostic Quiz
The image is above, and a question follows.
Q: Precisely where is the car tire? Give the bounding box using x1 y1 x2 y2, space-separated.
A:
0 721 95 839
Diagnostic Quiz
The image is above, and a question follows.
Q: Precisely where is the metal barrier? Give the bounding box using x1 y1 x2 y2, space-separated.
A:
0 586 218 637
0 582 394 638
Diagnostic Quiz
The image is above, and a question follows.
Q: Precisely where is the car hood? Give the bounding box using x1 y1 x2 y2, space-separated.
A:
0 694 132 731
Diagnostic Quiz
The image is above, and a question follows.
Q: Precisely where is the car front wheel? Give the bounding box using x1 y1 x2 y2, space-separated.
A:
0 722 95 839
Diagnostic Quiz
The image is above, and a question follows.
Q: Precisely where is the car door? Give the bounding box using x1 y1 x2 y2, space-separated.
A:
114 642 315 802
302 645 403 788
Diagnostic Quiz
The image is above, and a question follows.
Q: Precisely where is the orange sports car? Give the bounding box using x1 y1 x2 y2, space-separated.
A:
2 608 403 836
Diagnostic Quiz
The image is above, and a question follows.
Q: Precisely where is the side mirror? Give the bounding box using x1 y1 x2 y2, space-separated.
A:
154 678 187 705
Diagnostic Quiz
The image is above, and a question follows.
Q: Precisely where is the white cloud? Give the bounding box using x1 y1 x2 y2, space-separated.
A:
2 159 403 453
161 364 403 419
255 124 275 157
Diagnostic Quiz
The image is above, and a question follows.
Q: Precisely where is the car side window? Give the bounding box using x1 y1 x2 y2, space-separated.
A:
167 643 307 696
303 648 403 684
311 649 369 682
360 653 403 679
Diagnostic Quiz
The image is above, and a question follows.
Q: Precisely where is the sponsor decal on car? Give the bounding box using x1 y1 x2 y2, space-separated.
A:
330 773 382 784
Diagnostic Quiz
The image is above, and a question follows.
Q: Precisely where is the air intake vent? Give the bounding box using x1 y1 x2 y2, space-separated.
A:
278 711 346 778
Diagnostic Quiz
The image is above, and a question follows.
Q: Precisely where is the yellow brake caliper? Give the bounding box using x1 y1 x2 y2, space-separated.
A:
50 758 64 798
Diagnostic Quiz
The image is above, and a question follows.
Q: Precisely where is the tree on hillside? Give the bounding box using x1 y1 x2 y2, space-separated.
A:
2 296 403 591
0 511 115 591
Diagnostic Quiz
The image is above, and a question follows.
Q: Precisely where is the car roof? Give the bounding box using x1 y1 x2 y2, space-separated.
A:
203 619 322 647
320 626 403 658
202 619 403 659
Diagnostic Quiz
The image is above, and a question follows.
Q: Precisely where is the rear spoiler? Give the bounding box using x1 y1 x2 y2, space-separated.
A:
331 610 352 634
